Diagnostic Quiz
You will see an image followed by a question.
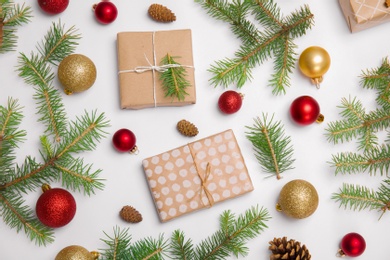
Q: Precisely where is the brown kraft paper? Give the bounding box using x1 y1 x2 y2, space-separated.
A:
339 0 390 32
142 129 254 222
117 29 196 109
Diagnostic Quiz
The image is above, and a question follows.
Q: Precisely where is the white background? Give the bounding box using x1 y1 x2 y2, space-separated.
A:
1 0 389 259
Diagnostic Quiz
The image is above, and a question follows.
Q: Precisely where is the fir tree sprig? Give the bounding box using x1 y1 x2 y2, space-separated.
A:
195 0 314 95
99 205 270 259
0 0 32 53
245 113 295 180
159 53 191 101
332 179 390 219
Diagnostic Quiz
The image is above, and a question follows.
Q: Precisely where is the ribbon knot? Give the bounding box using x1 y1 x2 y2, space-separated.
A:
198 162 215 208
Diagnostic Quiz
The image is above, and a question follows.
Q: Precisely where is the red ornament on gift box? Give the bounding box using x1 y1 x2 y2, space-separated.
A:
112 128 138 154
289 95 323 125
93 1 118 24
338 232 366 257
35 184 76 228
218 90 243 114
38 0 69 14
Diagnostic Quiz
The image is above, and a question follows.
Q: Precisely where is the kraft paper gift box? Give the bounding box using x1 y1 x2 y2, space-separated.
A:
339 0 390 32
142 129 254 222
117 29 196 109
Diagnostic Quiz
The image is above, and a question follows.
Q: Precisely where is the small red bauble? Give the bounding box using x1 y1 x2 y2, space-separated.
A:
35 184 76 228
38 0 69 15
112 128 137 153
290 95 323 125
218 90 243 114
338 232 366 257
93 2 118 24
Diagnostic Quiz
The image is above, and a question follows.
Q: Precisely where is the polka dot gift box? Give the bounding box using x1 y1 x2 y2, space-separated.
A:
142 129 254 222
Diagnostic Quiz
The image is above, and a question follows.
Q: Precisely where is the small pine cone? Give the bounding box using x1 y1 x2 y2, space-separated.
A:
386 0 390 8
269 237 311 260
148 4 176 23
177 119 199 137
120 206 143 223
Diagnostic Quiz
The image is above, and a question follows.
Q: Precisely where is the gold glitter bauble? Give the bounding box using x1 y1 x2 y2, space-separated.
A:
276 179 319 219
55 245 99 260
58 54 97 95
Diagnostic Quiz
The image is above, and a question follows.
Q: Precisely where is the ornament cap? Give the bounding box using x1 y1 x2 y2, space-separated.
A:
41 183 51 193
311 76 323 89
130 145 139 155
336 248 347 257
91 251 100 259
275 203 282 212
64 89 73 95
316 113 325 123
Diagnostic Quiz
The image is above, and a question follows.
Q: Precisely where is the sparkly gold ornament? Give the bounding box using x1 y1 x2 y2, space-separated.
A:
276 179 319 219
58 54 97 95
298 46 330 89
55 245 99 260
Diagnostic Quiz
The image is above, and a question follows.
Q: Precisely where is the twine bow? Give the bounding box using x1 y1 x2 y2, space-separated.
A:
197 162 215 208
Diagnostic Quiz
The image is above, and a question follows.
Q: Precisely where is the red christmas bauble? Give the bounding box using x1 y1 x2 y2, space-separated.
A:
93 2 118 24
290 95 320 125
112 128 137 153
218 90 243 114
36 184 76 228
38 0 69 14
339 232 366 257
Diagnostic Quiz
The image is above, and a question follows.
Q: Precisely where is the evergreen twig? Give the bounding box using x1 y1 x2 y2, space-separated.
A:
246 113 295 180
159 53 191 101
195 0 314 95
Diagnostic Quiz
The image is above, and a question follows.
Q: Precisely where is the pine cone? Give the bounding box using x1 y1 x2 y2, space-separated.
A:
177 119 198 137
120 206 143 223
269 237 311 260
148 4 176 23
386 0 390 8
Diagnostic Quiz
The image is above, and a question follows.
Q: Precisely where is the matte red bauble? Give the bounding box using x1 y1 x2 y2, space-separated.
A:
290 95 323 125
36 184 76 228
338 232 366 257
112 128 137 153
93 2 118 24
38 0 69 14
218 90 243 114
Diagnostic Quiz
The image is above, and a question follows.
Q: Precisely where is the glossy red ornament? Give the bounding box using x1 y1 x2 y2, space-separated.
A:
290 95 322 125
338 232 366 257
38 0 69 14
218 90 243 114
112 128 137 153
93 1 118 24
35 184 76 228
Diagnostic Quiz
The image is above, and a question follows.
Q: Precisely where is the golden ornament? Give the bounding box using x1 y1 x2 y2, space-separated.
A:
58 54 97 95
298 46 330 89
276 179 319 219
55 245 99 260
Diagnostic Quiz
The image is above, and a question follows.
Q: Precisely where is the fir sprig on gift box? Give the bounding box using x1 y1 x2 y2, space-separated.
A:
195 0 314 95
326 57 390 218
99 206 270 259
0 21 109 245
0 0 32 53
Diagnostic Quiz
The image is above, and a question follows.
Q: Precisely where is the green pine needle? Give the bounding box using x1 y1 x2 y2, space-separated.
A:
100 226 132 260
196 0 314 95
246 113 295 180
169 230 194 260
159 53 191 101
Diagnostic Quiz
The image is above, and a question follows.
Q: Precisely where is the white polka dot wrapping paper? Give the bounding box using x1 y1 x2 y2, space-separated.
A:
142 129 254 222
339 0 390 32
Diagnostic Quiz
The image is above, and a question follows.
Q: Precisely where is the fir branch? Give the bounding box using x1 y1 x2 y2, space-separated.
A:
129 234 168 260
197 0 314 94
17 52 55 87
169 230 194 260
330 144 390 176
332 181 390 218
159 54 191 101
246 113 295 179
0 189 54 246
100 226 132 260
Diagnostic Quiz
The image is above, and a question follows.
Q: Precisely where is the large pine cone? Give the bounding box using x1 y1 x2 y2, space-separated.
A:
269 237 311 260
177 119 198 137
148 4 176 23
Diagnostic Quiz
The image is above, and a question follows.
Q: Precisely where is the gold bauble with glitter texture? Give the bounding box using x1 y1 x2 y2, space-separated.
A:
276 179 319 219
55 245 99 260
58 54 97 95
298 46 330 88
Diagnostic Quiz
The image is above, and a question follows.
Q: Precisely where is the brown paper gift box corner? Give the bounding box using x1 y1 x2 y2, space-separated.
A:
142 129 254 222
339 0 390 33
117 29 196 109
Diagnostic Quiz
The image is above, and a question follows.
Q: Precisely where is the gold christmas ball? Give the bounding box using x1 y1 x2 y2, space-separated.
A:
55 245 99 260
58 54 97 95
298 46 330 88
276 179 319 219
